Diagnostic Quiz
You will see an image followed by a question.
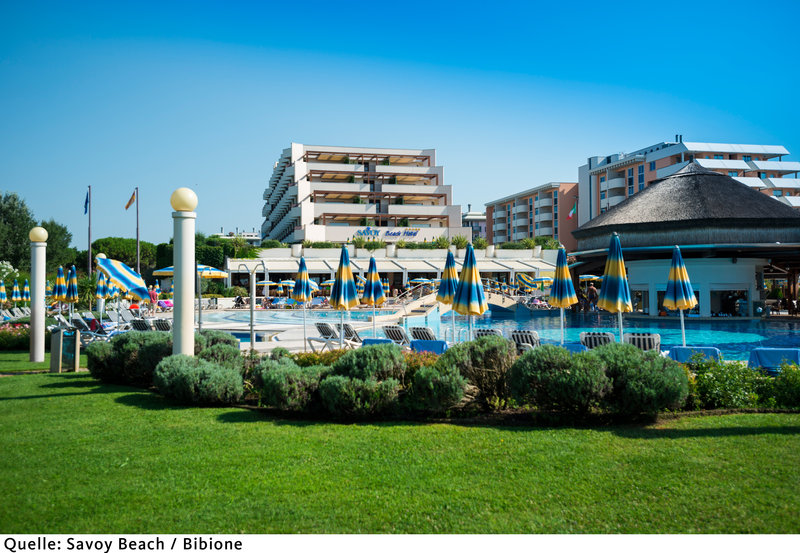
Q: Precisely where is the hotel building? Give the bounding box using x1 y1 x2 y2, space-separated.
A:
577 137 800 225
261 143 470 244
462 206 486 240
485 182 579 251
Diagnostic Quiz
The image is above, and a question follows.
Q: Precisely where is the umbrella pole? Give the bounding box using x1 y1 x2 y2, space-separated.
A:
372 304 376 337
451 306 456 344
680 309 686 347
617 311 624 343
560 307 565 345
197 270 203 332
469 315 473 342
340 310 344 350
303 303 307 352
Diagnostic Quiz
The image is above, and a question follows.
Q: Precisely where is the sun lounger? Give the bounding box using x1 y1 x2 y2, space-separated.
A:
11 307 24 319
337 323 363 346
474 328 503 339
157 300 173 311
668 346 722 363
580 332 615 349
409 327 437 341
382 324 410 346
152 318 173 332
410 339 448 355
362 338 394 347
131 318 154 331
308 322 343 352
21 307 31 316
748 348 800 375
510 330 540 354
623 332 661 352
69 315 112 344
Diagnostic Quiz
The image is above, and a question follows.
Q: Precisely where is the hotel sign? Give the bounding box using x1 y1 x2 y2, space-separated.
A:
354 226 422 240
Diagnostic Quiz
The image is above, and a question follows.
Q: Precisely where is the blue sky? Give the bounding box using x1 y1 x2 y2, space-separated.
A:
1 0 798 247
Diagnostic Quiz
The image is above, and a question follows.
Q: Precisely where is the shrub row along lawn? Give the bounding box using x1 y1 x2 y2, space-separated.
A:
1 371 799 533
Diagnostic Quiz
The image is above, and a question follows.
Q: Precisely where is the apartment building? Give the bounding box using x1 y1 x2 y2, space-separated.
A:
485 182 579 251
577 136 800 225
462 206 486 240
261 143 469 244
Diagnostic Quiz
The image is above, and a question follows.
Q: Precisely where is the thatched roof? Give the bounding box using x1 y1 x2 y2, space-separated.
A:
573 162 800 239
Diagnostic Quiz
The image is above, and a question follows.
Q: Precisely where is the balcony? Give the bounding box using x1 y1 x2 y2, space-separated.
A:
536 212 553 222
535 198 553 208
750 160 800 173
513 204 529 214
387 204 449 217
600 177 625 192
314 203 377 217
768 177 800 189
493 223 507 232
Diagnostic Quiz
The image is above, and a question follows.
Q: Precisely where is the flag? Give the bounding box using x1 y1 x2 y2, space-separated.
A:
84 191 89 215
125 190 136 210
567 203 577 219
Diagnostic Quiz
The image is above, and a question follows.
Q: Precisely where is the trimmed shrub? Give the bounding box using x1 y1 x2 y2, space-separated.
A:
223 286 248 297
319 375 400 417
593 343 688 415
198 344 244 373
509 345 610 413
0 323 30 350
436 336 516 407
270 347 291 361
199 329 240 348
260 364 331 411
154 355 244 405
109 331 173 386
402 350 440 382
85 341 115 382
774 363 800 408
293 349 348 367
331 344 406 382
691 357 759 409
408 364 466 412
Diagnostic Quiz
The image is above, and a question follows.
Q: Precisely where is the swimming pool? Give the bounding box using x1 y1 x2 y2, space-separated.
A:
202 308 400 326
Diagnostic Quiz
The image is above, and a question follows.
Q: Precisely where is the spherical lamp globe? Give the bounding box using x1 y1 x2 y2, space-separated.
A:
29 227 48 242
170 188 198 212
96 253 107 260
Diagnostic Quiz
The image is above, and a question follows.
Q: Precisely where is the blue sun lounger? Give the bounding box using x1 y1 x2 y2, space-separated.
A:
668 346 722 363
748 348 800 375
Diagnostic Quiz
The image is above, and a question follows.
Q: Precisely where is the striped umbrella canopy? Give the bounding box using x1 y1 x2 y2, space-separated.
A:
597 233 632 342
0 281 6 303
65 266 79 304
409 277 431 285
256 279 277 286
548 248 578 345
437 250 459 341
382 278 389 296
96 272 108 300
321 279 335 286
22 279 30 302
362 256 385 336
580 274 601 282
663 245 698 346
109 284 120 299
280 279 295 296
11 279 21 304
276 282 284 295
355 275 366 296
452 244 488 341
168 283 173 298
95 257 149 301
291 257 314 352
155 281 161 295
45 280 52 297
53 267 67 303
515 273 537 289
330 245 359 348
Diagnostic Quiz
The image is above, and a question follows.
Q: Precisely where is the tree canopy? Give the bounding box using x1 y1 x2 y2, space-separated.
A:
0 192 38 270
40 219 77 273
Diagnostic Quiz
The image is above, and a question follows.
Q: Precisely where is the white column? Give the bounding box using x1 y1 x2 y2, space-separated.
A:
29 227 48 363
171 188 198 356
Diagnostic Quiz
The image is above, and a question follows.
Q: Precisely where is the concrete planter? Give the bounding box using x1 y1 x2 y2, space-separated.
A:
290 244 303 257
386 244 396 257
486 245 495 258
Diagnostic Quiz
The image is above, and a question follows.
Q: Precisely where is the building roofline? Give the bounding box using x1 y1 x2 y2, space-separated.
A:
485 182 576 207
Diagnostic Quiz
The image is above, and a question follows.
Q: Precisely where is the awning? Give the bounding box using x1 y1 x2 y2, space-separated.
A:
397 260 440 273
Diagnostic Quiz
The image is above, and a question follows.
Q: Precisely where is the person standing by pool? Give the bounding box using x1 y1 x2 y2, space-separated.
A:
148 285 159 314
587 283 598 311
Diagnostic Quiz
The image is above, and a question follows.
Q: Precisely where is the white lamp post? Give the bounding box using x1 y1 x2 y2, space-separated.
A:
171 188 198 356
29 226 48 363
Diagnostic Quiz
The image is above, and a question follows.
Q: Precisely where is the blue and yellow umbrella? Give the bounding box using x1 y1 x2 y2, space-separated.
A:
437 250 459 342
515 273 536 289
22 279 30 304
95 257 149 302
0 280 6 304
330 245 359 349
382 278 389 296
95 272 109 324
64 266 79 319
597 233 632 342
155 281 161 296
548 248 578 345
362 256 385 336
291 257 314 351
168 283 173 298
45 280 52 298
663 245 697 346
452 244 488 341
11 279 21 306
53 267 67 305
355 275 366 298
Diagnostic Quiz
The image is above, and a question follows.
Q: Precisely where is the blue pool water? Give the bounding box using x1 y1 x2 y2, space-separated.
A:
203 308 800 360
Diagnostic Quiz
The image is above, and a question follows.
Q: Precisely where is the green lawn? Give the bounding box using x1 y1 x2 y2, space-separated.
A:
1 372 799 533
0 350 88 372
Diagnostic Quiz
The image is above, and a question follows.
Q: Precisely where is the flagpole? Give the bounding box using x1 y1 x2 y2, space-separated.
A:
87 185 92 276
135 187 140 274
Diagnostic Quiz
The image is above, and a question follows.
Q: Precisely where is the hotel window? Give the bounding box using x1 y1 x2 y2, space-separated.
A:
774 190 783 197
638 165 644 190
649 161 656 171
600 191 606 200
728 171 738 177
553 195 558 205
743 156 752 162
535 223 539 230
759 172 767 179
714 155 723 159
599 176 606 183
627 168 633 188
535 208 539 215
628 185 634 195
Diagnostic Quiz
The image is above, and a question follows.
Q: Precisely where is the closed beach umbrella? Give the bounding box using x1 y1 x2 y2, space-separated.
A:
168 283 174 298
361 256 386 336
547 247 578 345
291 257 314 351
276 282 284 296
355 275 366 298
54 266 67 305
0 281 6 304
11 279 21 307
96 272 108 324
663 245 698 347
437 250 459 342
22 279 30 304
155 281 161 296
452 244 488 341
65 266 80 319
330 245 359 349
597 233 632 342
382 278 390 296
45 280 52 297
